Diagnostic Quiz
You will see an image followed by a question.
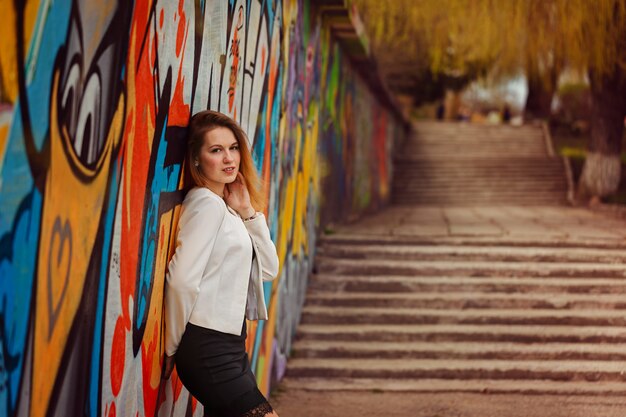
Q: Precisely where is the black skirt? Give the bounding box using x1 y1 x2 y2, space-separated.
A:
175 320 271 417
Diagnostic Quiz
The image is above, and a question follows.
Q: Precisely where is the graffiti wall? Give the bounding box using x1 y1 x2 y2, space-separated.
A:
0 0 404 416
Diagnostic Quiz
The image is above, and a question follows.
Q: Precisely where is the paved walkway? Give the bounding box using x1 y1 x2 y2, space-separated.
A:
330 205 626 243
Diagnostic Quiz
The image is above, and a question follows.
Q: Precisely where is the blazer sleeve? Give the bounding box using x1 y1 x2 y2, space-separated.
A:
164 193 224 356
244 213 279 281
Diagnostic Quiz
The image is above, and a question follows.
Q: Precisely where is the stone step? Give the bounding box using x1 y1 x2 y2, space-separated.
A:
412 123 541 128
394 175 564 181
394 153 558 158
403 138 546 142
396 158 560 163
393 196 566 202
407 136 546 141
393 179 565 186
296 323 626 343
317 234 626 250
409 129 544 134
395 168 563 173
392 181 566 187
391 199 568 206
396 173 563 179
285 358 626 382
394 160 563 167
402 145 547 150
395 168 562 174
279 377 626 394
392 168 564 174
291 340 626 361
411 128 544 134
391 196 566 202
396 179 564 185
391 189 566 195
392 191 566 198
400 151 549 158
392 172 565 178
405 147 546 151
308 275 626 294
406 127 544 136
400 151 549 157
393 186 566 192
408 129 545 135
314 257 626 278
393 190 566 195
411 129 545 137
405 142 546 147
305 292 626 310
403 140 546 145
391 198 566 203
394 172 563 177
394 173 564 179
316 244 626 264
300 306 626 326
409 136 546 141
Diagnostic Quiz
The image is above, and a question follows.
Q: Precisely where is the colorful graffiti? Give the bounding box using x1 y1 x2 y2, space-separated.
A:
0 0 404 416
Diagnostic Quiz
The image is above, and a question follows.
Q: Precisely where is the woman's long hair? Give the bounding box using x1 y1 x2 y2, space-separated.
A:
184 110 265 212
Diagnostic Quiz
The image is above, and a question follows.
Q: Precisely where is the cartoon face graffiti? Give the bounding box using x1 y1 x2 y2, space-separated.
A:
30 2 129 416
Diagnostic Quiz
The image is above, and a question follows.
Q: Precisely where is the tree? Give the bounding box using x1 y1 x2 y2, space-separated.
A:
351 0 626 200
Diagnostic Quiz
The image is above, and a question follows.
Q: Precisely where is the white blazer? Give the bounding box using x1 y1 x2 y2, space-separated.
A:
164 187 279 356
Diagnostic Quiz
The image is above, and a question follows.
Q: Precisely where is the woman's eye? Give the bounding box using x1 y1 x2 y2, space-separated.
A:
211 148 221 153
231 145 239 150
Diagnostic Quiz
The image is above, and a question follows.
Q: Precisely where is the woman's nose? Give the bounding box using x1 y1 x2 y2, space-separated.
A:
223 150 234 162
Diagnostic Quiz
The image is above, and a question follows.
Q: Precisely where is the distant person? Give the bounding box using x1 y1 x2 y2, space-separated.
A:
502 104 511 123
436 102 445 120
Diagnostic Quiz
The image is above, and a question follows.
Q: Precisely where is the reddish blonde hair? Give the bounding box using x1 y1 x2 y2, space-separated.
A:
183 110 265 212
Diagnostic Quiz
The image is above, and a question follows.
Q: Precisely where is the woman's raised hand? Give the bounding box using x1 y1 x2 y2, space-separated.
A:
224 173 255 219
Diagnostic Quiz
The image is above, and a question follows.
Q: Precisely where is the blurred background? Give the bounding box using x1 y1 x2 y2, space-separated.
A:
351 0 626 204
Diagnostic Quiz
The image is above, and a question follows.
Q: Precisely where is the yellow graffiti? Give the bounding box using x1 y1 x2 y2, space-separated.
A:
145 215 172 389
257 290 279 394
31 70 124 417
0 0 41 102
263 102 320 393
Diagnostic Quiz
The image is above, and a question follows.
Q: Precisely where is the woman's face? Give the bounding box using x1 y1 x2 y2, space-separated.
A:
197 126 240 194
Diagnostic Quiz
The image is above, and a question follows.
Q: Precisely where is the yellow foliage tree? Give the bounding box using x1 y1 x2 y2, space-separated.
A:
352 0 626 200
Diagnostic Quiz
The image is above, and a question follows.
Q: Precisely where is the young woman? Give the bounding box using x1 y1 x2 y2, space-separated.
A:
162 110 280 417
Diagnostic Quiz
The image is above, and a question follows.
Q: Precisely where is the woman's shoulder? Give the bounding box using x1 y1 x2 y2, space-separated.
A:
183 187 226 211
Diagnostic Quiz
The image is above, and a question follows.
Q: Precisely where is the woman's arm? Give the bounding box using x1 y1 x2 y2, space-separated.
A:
225 173 279 281
244 213 279 281
164 193 224 356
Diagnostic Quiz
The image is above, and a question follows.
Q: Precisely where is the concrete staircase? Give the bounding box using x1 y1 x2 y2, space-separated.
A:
392 121 568 205
281 121 626 396
284 237 626 394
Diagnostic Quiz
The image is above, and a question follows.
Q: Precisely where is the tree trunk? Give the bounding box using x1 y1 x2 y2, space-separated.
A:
577 69 626 200
524 69 556 121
